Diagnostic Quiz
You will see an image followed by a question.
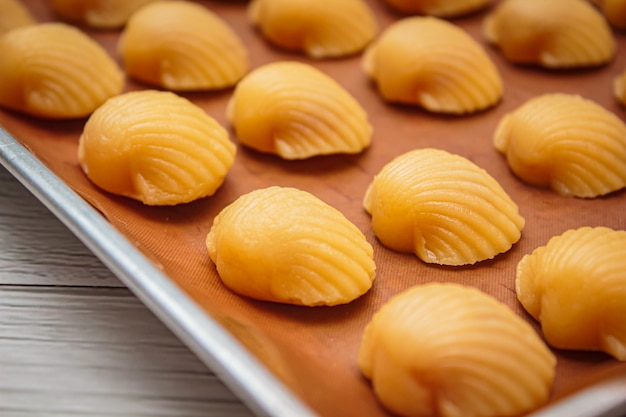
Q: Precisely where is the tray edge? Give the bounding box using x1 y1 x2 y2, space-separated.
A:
0 125 319 417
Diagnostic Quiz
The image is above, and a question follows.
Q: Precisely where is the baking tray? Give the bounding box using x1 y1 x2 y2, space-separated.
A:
1 1 626 416
0 126 317 417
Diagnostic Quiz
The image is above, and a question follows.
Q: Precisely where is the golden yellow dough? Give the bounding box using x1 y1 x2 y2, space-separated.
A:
363 148 524 266
227 61 372 159
0 23 123 119
248 0 378 58
78 90 236 206
358 283 556 417
615 68 626 106
591 0 626 29
206 186 376 306
493 93 626 198
51 0 160 28
0 0 35 35
516 227 626 361
363 16 502 114
382 0 492 17
483 0 616 68
119 1 249 91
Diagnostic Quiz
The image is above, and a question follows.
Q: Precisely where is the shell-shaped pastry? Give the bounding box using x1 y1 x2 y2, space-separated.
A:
358 283 556 417
493 94 626 198
51 0 159 28
0 0 36 35
119 1 249 91
597 0 626 29
248 0 378 59
363 148 524 266
78 90 236 206
615 68 626 106
382 0 492 17
483 0 616 68
589 0 626 29
516 227 626 360
363 17 503 114
206 186 376 306
0 23 123 119
227 61 372 159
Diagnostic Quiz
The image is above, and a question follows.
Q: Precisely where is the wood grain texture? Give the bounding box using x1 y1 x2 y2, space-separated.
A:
0 166 254 417
2 2 625 416
0 167 120 287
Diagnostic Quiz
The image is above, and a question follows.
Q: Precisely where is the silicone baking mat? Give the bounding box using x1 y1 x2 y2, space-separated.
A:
1 1 625 416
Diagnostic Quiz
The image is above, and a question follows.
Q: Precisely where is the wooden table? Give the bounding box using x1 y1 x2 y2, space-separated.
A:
0 165 255 417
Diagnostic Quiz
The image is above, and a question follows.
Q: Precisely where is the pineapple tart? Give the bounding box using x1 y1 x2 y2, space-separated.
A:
78 90 236 206
359 283 556 417
363 16 503 114
516 227 626 361
227 61 372 159
206 186 376 306
493 93 626 198
364 148 524 265
119 0 249 91
0 23 123 119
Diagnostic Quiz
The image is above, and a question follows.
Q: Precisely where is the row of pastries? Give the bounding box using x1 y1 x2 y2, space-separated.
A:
1 0 625 112
1 1 626 417
2 0 625 197
3 0 626 31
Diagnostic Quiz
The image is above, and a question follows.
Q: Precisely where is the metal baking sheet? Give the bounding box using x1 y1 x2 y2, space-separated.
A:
2 1 626 416
0 126 318 417
2 126 626 417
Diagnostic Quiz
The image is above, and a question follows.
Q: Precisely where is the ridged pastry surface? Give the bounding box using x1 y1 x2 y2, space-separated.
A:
516 227 626 360
493 93 626 198
51 0 159 28
119 1 249 91
358 283 556 417
0 22 123 119
227 61 372 159
248 0 378 58
206 186 376 306
363 148 524 265
483 0 616 68
0 0 35 35
382 0 492 17
363 16 502 114
78 90 236 206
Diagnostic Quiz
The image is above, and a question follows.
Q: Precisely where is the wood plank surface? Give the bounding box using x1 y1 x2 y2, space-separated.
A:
0 166 255 417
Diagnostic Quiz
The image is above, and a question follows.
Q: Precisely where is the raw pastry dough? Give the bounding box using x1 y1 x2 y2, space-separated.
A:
78 90 236 206
592 0 626 29
382 0 492 17
493 93 626 198
363 148 524 266
363 16 503 114
206 186 376 306
358 283 556 417
248 0 378 58
483 0 616 68
227 61 372 159
0 0 35 35
0 23 123 119
119 0 248 91
516 227 626 360
51 0 159 28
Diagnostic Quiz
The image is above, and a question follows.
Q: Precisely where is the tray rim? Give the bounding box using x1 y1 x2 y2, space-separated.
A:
2 125 626 417
0 125 319 417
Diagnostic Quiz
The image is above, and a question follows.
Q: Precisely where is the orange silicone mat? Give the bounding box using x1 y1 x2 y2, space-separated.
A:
2 1 626 416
